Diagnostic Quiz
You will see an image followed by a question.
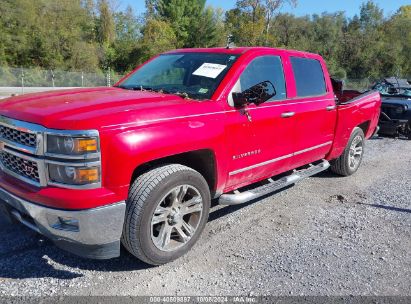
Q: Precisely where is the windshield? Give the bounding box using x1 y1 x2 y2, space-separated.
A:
373 82 411 97
116 52 239 100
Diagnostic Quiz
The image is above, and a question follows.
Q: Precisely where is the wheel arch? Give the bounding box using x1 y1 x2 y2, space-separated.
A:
130 149 217 196
326 121 368 161
357 120 371 137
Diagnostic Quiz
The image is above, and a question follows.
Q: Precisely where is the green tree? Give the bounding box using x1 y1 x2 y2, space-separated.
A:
188 6 223 47
359 0 383 30
140 19 178 61
97 0 115 45
81 0 98 42
112 6 142 72
263 0 297 44
310 13 346 76
0 0 101 71
271 14 312 49
225 0 297 46
0 0 410 83
225 1 266 45
146 0 220 48
383 6 411 77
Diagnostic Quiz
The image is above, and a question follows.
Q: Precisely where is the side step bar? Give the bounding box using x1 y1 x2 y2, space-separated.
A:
219 160 330 205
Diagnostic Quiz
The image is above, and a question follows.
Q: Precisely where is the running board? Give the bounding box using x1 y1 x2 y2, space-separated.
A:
219 160 330 205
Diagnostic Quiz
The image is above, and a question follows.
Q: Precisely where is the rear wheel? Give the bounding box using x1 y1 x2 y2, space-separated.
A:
121 164 210 265
331 127 365 176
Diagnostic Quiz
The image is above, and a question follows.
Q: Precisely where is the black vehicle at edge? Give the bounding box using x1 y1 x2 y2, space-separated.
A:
374 77 411 139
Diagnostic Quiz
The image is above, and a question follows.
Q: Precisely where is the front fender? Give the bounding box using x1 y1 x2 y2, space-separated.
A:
99 117 227 200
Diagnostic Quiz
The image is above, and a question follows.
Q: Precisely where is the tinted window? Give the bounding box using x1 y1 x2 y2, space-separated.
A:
239 56 286 101
291 57 326 97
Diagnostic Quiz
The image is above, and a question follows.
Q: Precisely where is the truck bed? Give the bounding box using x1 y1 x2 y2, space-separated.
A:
327 90 381 160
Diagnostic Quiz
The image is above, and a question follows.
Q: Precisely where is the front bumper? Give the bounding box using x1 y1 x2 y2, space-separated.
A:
0 186 126 259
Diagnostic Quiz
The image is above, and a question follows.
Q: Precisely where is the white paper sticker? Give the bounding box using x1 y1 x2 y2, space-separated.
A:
193 63 227 79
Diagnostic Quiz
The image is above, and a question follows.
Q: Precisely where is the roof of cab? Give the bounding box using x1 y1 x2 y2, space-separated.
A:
164 47 321 58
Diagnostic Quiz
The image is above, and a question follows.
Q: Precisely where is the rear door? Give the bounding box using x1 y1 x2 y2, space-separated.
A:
288 56 336 167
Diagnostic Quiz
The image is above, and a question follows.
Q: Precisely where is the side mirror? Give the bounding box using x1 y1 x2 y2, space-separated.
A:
232 81 276 108
331 77 344 96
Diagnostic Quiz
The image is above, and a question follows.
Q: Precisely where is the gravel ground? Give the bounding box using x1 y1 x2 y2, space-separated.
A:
0 137 410 296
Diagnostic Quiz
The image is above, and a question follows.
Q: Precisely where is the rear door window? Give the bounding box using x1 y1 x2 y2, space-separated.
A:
290 57 326 97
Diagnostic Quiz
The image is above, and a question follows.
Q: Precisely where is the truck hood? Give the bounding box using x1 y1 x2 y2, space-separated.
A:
0 87 206 130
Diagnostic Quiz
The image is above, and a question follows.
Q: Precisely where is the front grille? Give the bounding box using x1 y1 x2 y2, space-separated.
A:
0 151 40 183
0 125 37 148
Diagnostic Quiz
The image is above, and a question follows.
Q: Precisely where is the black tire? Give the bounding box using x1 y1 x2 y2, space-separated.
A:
121 164 211 265
330 127 365 176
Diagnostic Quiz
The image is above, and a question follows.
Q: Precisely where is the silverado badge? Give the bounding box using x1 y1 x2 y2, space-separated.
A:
233 149 261 160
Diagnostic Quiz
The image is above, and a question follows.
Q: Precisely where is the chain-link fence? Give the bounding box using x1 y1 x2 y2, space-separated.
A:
0 66 409 96
0 66 124 88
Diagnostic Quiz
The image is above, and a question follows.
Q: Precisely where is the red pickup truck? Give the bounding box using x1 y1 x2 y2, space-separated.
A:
0 47 381 265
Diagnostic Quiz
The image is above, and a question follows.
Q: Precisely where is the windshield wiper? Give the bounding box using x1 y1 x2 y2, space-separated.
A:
169 91 190 99
132 86 156 91
117 85 191 99
115 85 155 91
159 89 190 99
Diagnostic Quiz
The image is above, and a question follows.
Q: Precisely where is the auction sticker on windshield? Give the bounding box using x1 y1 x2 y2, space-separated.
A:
193 63 227 79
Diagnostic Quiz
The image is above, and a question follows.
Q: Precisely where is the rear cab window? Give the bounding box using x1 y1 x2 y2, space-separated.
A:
290 57 327 97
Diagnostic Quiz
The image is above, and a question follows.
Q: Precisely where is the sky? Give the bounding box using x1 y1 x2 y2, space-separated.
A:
121 0 409 18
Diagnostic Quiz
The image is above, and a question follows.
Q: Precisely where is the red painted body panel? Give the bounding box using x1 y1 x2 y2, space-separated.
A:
326 91 381 160
0 47 381 210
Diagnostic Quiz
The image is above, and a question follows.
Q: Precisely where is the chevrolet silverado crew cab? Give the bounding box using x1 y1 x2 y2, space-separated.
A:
0 47 381 265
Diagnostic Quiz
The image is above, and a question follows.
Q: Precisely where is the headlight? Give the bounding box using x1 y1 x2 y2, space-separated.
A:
47 135 99 155
45 131 101 188
49 164 100 185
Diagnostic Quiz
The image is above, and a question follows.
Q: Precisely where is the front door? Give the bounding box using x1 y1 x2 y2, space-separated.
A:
224 55 296 190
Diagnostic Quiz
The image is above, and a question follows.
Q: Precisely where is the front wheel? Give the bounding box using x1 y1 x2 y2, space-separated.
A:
331 127 365 176
121 164 210 265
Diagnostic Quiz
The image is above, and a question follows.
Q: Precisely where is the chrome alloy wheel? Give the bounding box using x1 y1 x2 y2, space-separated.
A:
348 135 364 170
151 185 203 252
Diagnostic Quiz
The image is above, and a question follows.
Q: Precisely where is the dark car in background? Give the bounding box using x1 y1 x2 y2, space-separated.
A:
374 77 411 139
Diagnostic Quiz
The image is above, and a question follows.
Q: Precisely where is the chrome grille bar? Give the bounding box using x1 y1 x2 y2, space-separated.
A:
0 125 37 148
0 150 40 182
0 147 46 187
0 116 44 155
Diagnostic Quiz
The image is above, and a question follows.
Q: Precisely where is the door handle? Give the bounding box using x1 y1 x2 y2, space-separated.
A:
281 111 295 118
326 105 336 111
